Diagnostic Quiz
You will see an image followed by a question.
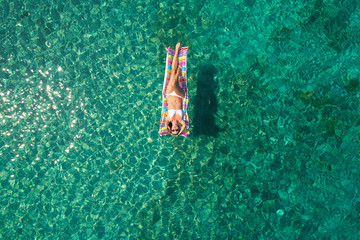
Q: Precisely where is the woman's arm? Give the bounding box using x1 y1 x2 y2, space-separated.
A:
177 120 186 135
164 119 170 133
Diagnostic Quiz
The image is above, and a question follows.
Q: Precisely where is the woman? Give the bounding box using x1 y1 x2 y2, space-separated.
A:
164 43 186 136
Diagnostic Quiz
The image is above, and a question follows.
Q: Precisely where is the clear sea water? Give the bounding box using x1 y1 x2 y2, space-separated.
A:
1 0 360 239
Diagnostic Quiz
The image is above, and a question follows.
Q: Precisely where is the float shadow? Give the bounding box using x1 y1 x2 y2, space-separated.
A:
192 64 220 137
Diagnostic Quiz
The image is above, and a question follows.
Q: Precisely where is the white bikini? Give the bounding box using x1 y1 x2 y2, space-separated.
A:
168 91 184 99
167 91 184 120
168 109 183 120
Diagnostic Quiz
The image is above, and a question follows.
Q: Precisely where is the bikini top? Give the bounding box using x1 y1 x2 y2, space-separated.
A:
168 109 183 120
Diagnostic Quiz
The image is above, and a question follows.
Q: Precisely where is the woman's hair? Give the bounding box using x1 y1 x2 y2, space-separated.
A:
168 122 174 135
168 122 179 135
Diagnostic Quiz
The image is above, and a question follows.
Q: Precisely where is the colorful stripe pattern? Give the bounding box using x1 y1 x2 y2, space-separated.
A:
159 47 189 136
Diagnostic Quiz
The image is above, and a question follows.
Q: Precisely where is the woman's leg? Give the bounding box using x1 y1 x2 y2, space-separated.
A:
172 43 185 97
171 43 181 76
167 43 181 94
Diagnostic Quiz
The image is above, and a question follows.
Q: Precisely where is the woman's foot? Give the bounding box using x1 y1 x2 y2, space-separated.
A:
175 43 181 52
171 42 181 77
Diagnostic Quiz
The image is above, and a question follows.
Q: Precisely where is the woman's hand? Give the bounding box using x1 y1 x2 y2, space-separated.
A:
177 122 186 135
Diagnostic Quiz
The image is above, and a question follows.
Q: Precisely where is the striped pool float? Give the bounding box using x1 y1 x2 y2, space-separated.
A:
159 47 189 136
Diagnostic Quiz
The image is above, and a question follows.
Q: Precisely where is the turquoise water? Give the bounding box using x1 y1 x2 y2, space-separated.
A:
1 0 360 239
